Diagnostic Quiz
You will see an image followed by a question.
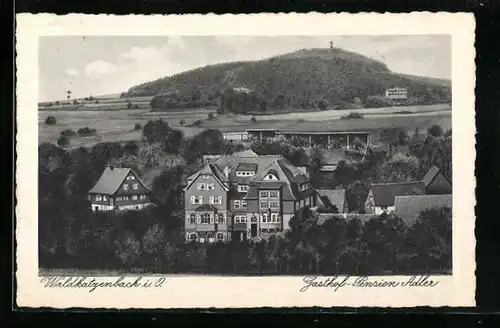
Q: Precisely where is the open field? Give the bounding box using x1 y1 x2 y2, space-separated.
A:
39 104 451 148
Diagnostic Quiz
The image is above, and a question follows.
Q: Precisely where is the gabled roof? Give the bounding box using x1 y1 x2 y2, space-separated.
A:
394 194 452 226
233 149 258 157
183 164 230 192
422 165 444 187
370 182 426 207
316 189 347 212
89 167 149 195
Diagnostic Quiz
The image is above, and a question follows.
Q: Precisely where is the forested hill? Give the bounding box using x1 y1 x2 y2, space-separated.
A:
121 48 452 112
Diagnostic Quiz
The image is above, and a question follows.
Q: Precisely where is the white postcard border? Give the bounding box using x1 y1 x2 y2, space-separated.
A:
16 12 476 308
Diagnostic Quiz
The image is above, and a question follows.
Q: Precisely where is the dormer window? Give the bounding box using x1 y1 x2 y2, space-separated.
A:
263 170 279 181
236 171 255 177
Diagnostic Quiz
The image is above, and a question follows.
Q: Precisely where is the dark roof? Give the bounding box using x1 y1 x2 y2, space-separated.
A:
89 167 149 195
394 194 452 226
279 121 371 134
236 163 259 172
422 165 442 187
251 182 284 190
370 182 426 207
316 189 347 212
195 204 218 211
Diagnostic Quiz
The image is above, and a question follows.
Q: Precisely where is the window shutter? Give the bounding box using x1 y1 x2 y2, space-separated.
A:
209 196 214 204
197 214 201 224
209 214 213 224
200 196 203 204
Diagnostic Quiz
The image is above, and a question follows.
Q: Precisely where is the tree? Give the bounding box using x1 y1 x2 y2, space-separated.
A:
183 129 224 164
346 180 369 213
207 113 215 120
124 141 139 156
250 117 257 123
380 127 407 156
379 153 420 183
134 123 142 131
427 124 444 137
127 101 133 109
45 116 57 125
60 129 76 138
180 119 186 126
401 206 452 273
317 100 327 110
57 135 70 148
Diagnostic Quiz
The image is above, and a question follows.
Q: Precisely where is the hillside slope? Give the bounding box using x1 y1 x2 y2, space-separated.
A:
122 48 451 112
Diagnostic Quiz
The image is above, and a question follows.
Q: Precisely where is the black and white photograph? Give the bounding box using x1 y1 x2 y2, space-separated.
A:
16 13 476 308
38 34 453 276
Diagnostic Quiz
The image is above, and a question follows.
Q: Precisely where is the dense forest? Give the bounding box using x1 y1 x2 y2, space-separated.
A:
121 48 451 113
39 119 452 275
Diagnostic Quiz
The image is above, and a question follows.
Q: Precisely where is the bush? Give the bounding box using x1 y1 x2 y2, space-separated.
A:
192 120 202 126
250 117 257 123
45 116 57 125
77 127 97 136
57 135 69 148
180 119 186 126
134 123 142 131
207 113 215 120
127 102 132 109
341 112 364 120
60 129 76 137
317 100 327 110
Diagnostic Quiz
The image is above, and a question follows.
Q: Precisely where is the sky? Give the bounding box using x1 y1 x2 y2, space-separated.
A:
39 35 451 102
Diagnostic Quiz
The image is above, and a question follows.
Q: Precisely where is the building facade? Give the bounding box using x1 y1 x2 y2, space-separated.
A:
88 166 153 211
183 150 316 242
364 181 426 215
385 87 408 100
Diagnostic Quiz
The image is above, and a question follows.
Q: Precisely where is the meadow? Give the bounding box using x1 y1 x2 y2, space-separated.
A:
39 104 451 149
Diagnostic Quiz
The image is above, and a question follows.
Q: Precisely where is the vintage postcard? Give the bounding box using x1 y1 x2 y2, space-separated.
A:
16 12 476 308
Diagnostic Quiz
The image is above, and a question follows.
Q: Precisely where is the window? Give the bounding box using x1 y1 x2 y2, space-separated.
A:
202 174 209 179
96 195 102 201
133 183 138 190
132 195 138 200
295 202 299 210
123 196 129 200
271 213 279 223
241 200 247 209
261 213 269 223
300 200 305 208
189 233 197 241
236 171 255 177
234 200 241 209
234 215 247 223
201 213 210 224
209 196 214 204
217 214 225 224
215 196 222 204
197 183 206 190
207 183 215 191
260 201 269 209
305 197 310 206
269 201 279 209
238 185 249 193
123 184 129 191
140 194 147 200
217 233 224 241
260 191 269 198
251 216 257 223
127 176 135 180
269 191 278 198
189 213 196 224
102 195 107 201
191 196 203 204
